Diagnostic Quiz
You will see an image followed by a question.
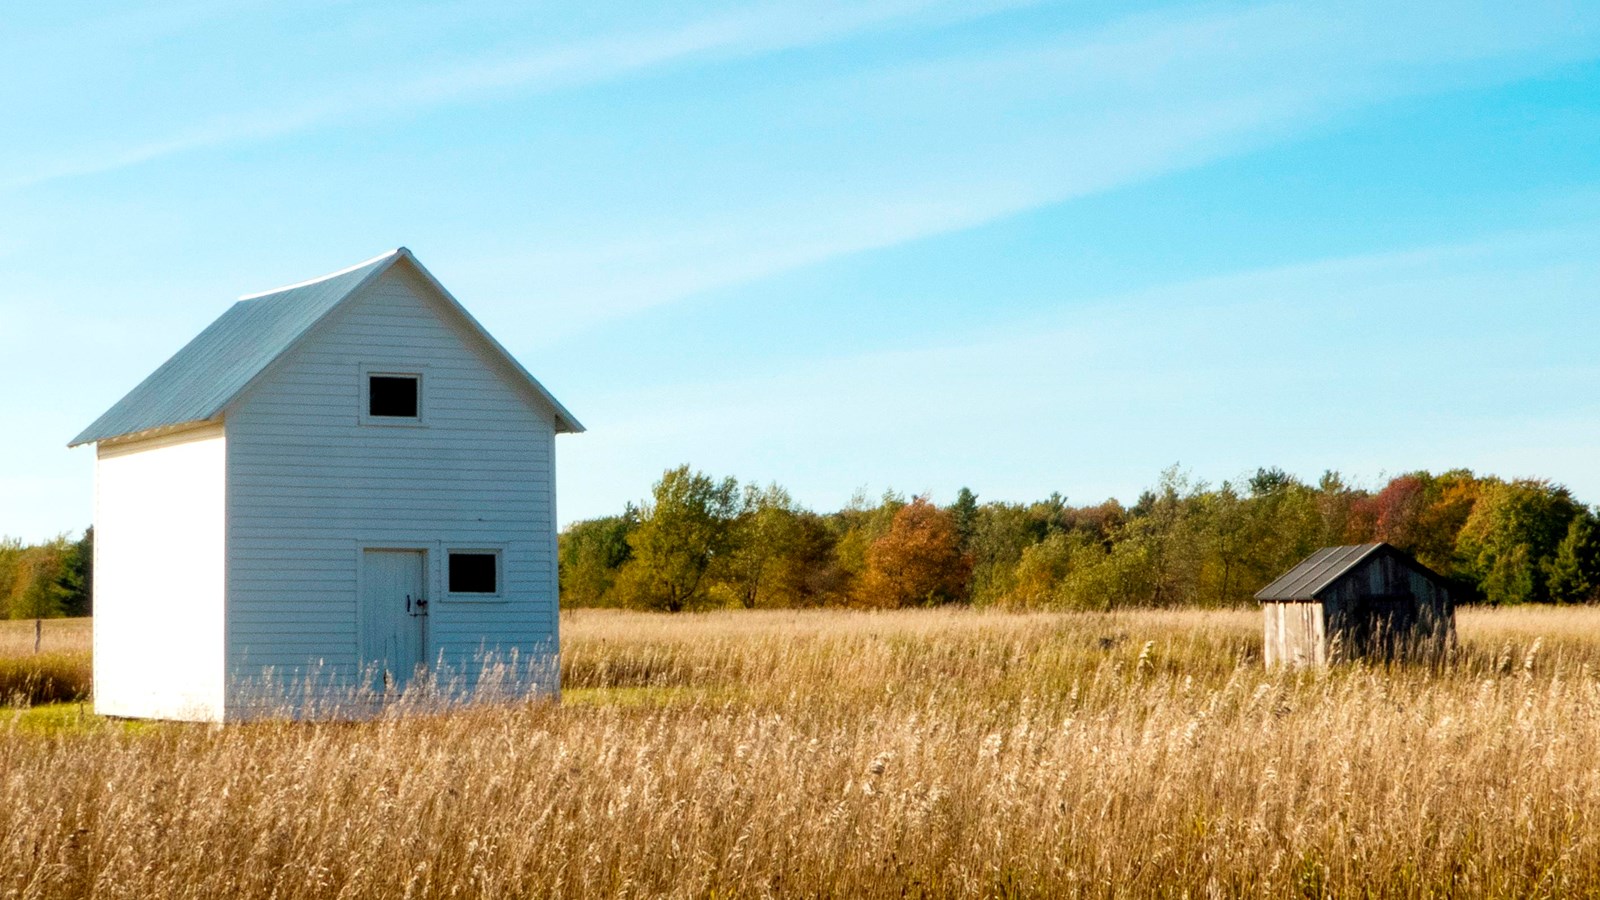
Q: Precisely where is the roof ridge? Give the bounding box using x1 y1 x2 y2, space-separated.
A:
1254 542 1394 602
70 246 582 446
237 248 404 301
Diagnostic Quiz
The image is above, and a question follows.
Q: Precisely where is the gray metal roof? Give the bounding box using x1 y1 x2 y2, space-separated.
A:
1254 543 1387 602
70 248 582 446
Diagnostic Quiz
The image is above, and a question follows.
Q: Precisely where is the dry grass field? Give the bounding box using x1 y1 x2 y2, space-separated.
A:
0 617 91 705
5 607 1600 897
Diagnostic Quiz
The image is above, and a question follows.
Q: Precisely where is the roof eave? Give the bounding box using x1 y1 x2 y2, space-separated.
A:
391 248 586 434
69 416 225 449
68 251 404 448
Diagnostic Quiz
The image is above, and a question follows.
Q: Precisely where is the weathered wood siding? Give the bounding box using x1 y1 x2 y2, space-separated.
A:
1262 601 1326 667
93 423 227 721
223 264 559 717
1321 552 1454 660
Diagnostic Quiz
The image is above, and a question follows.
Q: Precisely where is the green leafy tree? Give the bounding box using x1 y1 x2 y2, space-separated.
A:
559 510 637 607
5 538 73 619
1193 481 1249 605
620 466 739 612
0 539 21 617
966 502 1036 606
1314 470 1368 546
722 483 808 609
1125 466 1202 607
774 511 845 607
1005 530 1082 608
1238 470 1323 593
1249 466 1294 496
1457 479 1584 604
1057 534 1155 611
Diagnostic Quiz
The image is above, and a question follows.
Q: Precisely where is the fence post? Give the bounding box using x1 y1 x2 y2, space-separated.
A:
34 618 41 654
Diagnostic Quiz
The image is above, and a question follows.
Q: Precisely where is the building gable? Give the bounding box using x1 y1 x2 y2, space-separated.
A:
1255 544 1386 602
1257 542 1453 603
221 261 563 709
69 248 580 447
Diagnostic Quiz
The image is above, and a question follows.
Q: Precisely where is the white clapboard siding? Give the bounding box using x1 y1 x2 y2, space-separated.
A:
224 264 559 716
94 424 227 721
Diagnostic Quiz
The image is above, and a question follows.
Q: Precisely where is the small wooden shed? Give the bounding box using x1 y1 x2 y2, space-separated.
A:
1256 542 1456 666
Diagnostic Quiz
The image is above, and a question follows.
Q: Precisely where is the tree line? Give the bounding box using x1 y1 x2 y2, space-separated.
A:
0 529 92 619
560 465 1600 611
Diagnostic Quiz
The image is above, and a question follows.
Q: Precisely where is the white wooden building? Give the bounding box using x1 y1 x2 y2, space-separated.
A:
70 248 582 721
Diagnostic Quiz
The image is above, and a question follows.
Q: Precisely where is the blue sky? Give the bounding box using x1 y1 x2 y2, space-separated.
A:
4 0 1600 540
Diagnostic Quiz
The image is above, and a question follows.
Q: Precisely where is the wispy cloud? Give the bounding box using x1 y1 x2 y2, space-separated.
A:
487 92 1296 338
477 0 1600 339
5 0 1035 191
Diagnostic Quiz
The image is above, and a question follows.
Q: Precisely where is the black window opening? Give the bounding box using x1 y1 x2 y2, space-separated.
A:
449 553 498 594
369 375 419 418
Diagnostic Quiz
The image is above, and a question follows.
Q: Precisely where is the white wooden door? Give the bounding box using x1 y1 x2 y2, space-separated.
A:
360 550 427 695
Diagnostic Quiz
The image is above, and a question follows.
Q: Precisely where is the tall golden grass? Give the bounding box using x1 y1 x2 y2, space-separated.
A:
5 607 1600 897
0 617 90 704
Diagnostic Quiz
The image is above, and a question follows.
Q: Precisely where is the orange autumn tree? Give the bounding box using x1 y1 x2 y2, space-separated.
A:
857 497 972 608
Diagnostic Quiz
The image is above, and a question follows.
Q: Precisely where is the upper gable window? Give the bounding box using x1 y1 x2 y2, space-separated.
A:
369 376 418 418
360 365 426 426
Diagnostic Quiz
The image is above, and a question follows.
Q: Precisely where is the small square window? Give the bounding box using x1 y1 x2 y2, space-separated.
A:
369 375 419 418
448 552 498 594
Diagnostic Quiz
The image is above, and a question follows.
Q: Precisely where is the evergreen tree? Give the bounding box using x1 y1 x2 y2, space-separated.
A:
1546 513 1600 604
64 527 93 616
951 487 979 552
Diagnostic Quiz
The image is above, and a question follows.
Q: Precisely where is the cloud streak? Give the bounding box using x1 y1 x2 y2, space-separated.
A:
5 0 1036 191
478 1 1600 340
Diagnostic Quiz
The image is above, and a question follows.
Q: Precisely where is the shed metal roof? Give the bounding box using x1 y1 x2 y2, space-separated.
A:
70 248 582 446
1254 543 1388 602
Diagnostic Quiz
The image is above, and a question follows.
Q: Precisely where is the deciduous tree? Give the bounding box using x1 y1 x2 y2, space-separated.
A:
621 466 739 612
1457 479 1583 604
858 498 971 608
723 483 807 609
559 510 637 607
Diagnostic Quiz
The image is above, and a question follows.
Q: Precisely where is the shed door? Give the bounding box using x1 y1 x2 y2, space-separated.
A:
360 550 428 695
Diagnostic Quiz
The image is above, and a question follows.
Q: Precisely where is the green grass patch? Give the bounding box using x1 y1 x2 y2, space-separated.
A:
0 702 159 736
563 685 732 708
